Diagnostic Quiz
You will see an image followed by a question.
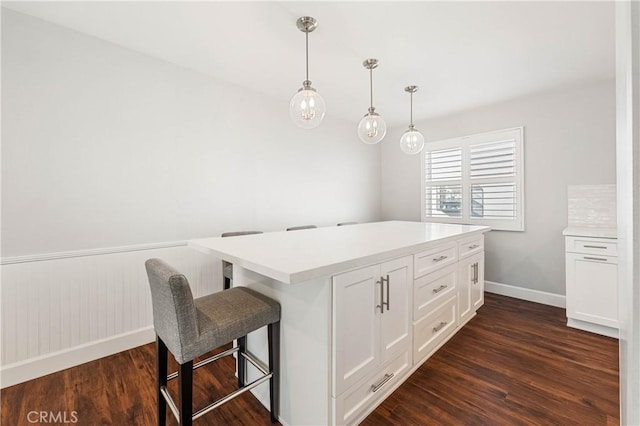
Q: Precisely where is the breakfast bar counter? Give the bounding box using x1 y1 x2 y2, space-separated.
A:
189 221 490 425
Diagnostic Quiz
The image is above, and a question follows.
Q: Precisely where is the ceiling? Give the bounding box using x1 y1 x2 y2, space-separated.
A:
3 1 615 127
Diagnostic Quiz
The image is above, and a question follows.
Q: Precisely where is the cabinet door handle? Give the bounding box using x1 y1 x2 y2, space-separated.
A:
371 373 394 393
584 245 607 249
584 256 608 262
384 274 390 311
474 262 479 284
433 255 448 262
376 277 385 314
433 321 447 333
468 244 479 250
432 284 448 294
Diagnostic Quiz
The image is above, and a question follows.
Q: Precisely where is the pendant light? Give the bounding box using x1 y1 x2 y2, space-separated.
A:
399 85 425 155
357 59 387 144
290 16 326 129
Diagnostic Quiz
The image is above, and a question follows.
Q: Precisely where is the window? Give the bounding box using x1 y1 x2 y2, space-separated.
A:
422 127 524 231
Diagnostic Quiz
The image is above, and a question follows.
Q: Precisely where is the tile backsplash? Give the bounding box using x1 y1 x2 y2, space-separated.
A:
568 184 617 229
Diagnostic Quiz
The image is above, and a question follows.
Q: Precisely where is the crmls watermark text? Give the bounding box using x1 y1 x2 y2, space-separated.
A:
27 411 78 424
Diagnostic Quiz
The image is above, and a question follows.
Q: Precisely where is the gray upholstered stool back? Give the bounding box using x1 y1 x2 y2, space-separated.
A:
145 259 199 363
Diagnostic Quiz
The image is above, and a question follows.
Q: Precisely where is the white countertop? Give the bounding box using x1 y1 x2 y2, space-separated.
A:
189 221 490 284
563 227 617 239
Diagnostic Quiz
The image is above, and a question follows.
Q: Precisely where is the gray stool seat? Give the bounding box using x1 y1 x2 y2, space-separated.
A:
145 258 280 425
193 287 280 362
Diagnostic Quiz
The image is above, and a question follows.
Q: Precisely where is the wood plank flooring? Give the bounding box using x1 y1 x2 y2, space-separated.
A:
1 293 619 425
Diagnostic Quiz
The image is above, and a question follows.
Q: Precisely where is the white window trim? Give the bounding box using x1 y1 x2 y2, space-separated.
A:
421 127 525 232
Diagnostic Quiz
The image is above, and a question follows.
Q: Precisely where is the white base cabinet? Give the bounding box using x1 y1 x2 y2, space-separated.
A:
333 235 486 425
458 235 485 325
565 235 619 338
332 256 413 398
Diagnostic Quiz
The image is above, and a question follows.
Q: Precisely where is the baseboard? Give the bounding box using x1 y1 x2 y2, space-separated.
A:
567 318 619 339
0 326 155 389
485 281 566 308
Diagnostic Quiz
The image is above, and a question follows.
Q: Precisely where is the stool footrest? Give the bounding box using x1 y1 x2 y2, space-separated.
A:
161 348 273 423
167 346 238 381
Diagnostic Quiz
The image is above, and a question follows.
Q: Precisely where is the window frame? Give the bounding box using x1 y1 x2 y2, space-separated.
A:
421 127 525 232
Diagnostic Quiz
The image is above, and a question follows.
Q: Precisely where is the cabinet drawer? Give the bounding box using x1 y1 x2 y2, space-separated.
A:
414 264 457 321
333 350 410 426
414 242 458 278
413 296 458 365
458 235 484 259
566 236 617 256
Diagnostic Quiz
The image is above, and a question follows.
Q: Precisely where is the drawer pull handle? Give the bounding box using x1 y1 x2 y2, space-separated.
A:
468 244 479 249
432 285 448 294
584 256 608 262
584 245 607 249
371 373 395 393
433 255 448 262
433 321 447 333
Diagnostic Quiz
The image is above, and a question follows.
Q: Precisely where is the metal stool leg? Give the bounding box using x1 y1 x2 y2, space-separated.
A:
268 322 280 424
156 336 168 426
237 336 247 388
179 361 193 426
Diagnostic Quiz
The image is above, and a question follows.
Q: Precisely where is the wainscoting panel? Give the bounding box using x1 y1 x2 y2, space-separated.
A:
1 244 220 387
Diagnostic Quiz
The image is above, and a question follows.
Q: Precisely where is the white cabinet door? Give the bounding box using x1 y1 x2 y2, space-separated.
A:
457 256 473 323
380 256 413 364
471 252 485 311
566 253 618 328
333 256 413 398
458 252 484 323
333 265 381 397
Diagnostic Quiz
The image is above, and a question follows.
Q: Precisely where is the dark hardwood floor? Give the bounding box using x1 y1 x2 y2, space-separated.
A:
1 293 619 425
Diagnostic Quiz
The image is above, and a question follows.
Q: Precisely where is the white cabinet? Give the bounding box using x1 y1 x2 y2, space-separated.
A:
412 235 485 367
380 257 413 363
331 233 487 425
332 256 413 398
471 253 485 311
457 236 484 324
565 235 618 338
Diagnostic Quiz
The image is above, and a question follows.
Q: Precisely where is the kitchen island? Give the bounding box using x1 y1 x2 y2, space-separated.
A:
189 221 490 425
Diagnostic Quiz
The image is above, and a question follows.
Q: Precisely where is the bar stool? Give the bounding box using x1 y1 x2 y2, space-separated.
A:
221 231 262 290
145 258 280 426
286 225 317 231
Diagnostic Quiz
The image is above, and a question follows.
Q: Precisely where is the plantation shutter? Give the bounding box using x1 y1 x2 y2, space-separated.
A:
422 128 524 231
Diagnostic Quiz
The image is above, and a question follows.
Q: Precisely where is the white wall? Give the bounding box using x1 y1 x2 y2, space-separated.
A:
1 9 381 258
0 10 381 385
381 80 616 296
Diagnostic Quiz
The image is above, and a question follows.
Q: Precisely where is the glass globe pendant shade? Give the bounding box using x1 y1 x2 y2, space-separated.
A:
357 112 387 144
399 127 425 155
290 87 326 129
